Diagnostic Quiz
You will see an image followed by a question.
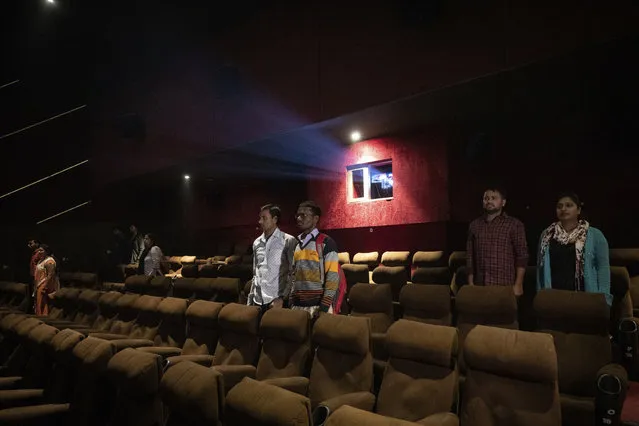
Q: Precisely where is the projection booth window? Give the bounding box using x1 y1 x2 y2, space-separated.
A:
347 160 393 203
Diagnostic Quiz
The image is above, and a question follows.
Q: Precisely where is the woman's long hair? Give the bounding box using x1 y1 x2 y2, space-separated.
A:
39 244 59 276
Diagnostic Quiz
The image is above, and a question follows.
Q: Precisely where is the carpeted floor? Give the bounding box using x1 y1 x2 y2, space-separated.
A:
623 381 639 422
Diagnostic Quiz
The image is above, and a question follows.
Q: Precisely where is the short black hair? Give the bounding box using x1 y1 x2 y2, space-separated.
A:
484 186 507 200
29 239 40 244
260 204 282 223
144 233 157 245
298 200 322 217
557 192 583 207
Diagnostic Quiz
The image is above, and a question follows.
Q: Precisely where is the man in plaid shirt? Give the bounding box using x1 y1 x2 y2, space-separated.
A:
466 187 528 296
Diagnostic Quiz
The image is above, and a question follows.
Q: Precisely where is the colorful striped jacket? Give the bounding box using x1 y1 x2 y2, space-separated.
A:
290 229 339 312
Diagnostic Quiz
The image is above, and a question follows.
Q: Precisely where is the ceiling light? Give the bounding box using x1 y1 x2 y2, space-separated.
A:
350 131 362 142
183 174 190 181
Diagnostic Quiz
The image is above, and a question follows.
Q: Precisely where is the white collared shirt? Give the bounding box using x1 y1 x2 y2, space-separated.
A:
249 228 293 306
298 228 319 247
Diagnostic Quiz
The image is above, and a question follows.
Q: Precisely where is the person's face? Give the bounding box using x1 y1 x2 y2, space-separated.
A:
482 190 506 214
130 225 138 235
556 197 581 222
143 235 152 248
28 240 38 250
258 209 277 234
296 207 318 232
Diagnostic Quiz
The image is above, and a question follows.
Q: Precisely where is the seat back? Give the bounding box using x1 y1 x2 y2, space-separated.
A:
309 314 373 409
154 297 188 347
609 248 639 315
209 277 241 303
353 252 380 270
160 361 224 426
107 348 164 426
610 266 633 332
400 283 452 326
93 291 123 331
149 276 171 297
256 308 311 381
60 272 100 289
377 320 458 422
372 266 407 301
20 323 60 388
381 251 411 280
73 289 102 325
107 293 141 335
349 283 394 334
461 325 561 426
124 275 153 294
213 303 260 366
45 328 85 403
534 289 611 398
341 264 370 314
183 300 224 355
173 278 197 299
455 285 518 374
128 295 164 340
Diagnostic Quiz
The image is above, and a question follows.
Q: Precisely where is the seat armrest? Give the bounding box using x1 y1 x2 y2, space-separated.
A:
0 377 23 391
136 346 183 358
320 391 376 413
418 412 459 426
0 402 70 425
261 376 309 396
0 388 46 409
109 339 155 351
213 364 257 393
87 332 130 340
166 354 215 367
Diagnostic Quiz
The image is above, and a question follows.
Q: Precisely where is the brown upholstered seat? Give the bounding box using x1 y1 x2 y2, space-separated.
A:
376 320 459 425
165 300 224 367
338 252 351 265
400 283 452 326
134 297 188 357
455 285 518 377
213 308 311 394
460 325 562 426
348 283 394 361
373 266 408 302
609 248 639 317
534 289 627 426
225 377 312 426
160 361 224 426
326 405 426 426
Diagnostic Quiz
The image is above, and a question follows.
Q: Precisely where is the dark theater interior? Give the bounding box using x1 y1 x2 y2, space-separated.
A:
1 1 639 425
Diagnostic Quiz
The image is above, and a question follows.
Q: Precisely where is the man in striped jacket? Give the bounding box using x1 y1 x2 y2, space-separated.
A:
289 200 340 318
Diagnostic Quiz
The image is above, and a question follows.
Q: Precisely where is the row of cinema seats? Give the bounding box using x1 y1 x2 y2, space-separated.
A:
2 278 638 425
340 248 639 315
0 288 633 426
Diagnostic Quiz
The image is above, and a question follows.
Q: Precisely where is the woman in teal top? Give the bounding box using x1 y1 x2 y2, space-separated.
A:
536 192 612 305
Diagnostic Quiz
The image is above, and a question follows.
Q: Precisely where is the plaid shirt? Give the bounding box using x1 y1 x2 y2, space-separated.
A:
466 213 528 285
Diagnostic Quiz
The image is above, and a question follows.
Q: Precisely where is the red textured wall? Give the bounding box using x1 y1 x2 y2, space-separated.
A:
309 128 449 230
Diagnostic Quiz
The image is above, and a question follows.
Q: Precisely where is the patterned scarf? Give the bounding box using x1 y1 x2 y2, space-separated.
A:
539 220 589 291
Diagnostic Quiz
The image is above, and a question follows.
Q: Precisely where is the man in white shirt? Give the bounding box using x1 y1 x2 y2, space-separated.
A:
247 204 297 311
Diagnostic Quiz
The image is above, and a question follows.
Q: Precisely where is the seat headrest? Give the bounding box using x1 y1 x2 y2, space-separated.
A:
412 251 445 267
181 264 199 278
15 318 43 337
348 283 393 312
411 267 451 285
160 361 223 423
610 266 630 298
338 252 351 265
125 275 152 291
185 300 224 326
78 289 101 304
133 295 163 313
313 314 370 355
98 291 123 307
609 248 639 270
372 266 407 284
341 264 370 281
381 251 410 267
399 284 451 314
260 308 310 343
108 348 162 394
218 303 260 335
448 251 467 271
464 326 557 384
353 252 379 269
28 323 59 347
387 320 457 367
73 337 117 372
534 289 610 335
52 329 85 363
225 255 242 265
157 297 188 318
180 256 196 264
456 285 517 319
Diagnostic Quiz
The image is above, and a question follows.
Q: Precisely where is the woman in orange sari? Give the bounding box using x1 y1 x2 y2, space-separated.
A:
34 245 60 316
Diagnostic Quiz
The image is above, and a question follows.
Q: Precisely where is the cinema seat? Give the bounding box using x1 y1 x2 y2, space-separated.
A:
325 405 425 426
411 251 451 285
460 325 562 426
376 320 459 425
400 283 452 326
348 283 394 362
160 361 224 425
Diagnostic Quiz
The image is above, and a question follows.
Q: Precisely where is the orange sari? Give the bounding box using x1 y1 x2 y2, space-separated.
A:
34 257 59 316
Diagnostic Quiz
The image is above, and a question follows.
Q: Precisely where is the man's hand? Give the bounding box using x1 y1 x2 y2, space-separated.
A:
271 298 283 309
513 281 523 297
